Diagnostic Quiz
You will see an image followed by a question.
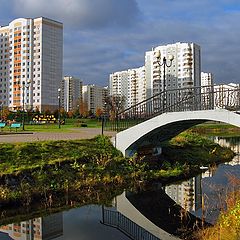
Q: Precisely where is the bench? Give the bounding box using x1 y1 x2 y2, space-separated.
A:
0 122 6 131
10 123 21 132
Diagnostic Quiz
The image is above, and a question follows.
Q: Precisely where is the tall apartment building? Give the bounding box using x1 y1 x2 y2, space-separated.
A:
145 42 201 99
109 42 201 112
82 84 109 114
0 17 63 112
109 66 146 108
109 70 128 108
62 76 83 112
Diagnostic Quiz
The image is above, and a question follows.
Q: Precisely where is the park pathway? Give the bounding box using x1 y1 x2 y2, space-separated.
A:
0 128 116 143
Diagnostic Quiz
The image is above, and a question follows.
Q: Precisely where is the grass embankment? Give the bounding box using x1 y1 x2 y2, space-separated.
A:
191 122 240 137
161 131 235 168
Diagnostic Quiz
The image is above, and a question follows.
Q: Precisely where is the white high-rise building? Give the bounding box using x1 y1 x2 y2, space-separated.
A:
109 70 128 108
145 42 201 98
127 66 146 108
201 72 213 86
109 66 146 108
82 85 109 114
62 76 83 112
0 17 63 112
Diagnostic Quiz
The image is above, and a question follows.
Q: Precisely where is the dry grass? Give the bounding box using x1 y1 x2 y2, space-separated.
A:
195 177 240 240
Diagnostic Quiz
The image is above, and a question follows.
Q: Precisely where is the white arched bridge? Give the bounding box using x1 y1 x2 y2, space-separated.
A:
104 85 240 156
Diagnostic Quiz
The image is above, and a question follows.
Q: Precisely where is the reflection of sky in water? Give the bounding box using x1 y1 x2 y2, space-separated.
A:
200 163 240 223
0 205 130 240
0 232 13 240
55 205 130 240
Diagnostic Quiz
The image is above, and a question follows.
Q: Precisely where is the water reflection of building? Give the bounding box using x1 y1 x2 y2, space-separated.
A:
213 136 240 165
165 176 202 212
0 212 63 240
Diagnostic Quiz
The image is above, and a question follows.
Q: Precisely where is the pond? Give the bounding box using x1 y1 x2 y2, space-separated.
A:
0 136 239 240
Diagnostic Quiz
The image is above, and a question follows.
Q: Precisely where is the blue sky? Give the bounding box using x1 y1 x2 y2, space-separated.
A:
0 0 240 86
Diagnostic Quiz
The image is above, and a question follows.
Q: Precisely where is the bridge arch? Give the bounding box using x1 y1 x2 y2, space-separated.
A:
113 109 240 156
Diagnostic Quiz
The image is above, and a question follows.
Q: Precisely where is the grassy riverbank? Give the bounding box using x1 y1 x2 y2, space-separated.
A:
0 132 235 225
162 131 235 167
191 122 240 137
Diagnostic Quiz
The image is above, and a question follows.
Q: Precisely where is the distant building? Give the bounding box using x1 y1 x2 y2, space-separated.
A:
201 72 214 109
201 72 213 86
62 76 83 112
109 66 146 108
0 17 63 112
82 85 109 114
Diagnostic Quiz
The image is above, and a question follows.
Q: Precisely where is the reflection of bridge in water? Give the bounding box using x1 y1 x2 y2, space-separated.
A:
105 85 240 156
101 187 210 240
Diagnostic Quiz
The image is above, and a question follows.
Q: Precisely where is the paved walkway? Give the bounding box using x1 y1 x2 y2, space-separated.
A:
0 128 116 143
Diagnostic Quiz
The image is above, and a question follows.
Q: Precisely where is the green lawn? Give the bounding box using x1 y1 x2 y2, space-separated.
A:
2 118 103 133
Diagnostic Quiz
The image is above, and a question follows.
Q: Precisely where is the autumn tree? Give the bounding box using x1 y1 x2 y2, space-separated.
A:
95 107 103 119
105 95 126 121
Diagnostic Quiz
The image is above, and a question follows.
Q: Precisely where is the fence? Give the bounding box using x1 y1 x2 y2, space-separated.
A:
104 85 240 132
101 207 160 240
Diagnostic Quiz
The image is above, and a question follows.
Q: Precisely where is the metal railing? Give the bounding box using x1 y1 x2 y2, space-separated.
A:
101 208 160 240
104 85 240 132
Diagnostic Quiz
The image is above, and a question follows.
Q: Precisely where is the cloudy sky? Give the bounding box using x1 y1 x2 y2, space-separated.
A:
0 0 240 86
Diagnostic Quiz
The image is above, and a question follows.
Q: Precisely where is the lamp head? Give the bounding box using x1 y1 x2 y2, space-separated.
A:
168 54 174 61
155 50 161 59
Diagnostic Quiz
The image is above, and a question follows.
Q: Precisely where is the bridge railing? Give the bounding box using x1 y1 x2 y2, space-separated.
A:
104 85 240 132
101 208 160 240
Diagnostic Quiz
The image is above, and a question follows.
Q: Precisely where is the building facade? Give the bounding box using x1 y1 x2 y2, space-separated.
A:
109 70 128 108
0 17 63 112
82 84 109 114
109 66 146 108
201 72 213 86
62 76 83 112
145 42 201 99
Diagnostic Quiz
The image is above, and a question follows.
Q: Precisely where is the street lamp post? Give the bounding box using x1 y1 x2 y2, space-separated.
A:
22 82 25 130
0 103 3 122
101 102 107 135
58 88 61 129
155 50 174 109
22 80 31 131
